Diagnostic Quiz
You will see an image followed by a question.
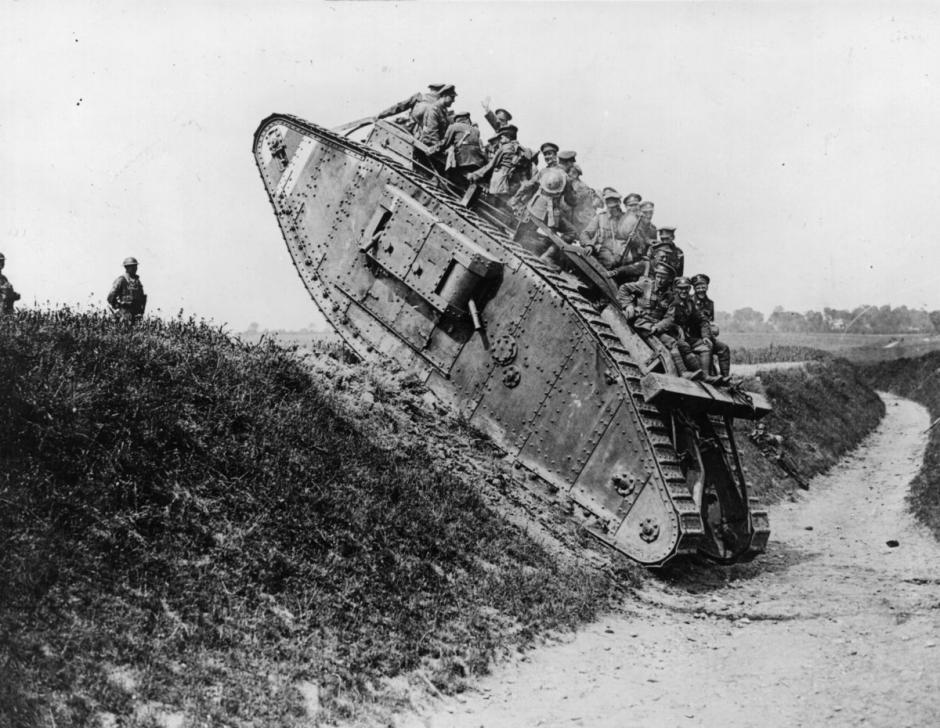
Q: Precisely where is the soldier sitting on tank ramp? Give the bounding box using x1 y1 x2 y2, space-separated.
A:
617 262 703 380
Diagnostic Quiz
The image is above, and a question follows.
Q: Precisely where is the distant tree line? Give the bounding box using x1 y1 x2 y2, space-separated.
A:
715 305 940 335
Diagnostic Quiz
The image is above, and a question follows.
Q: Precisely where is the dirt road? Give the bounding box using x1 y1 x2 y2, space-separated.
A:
421 394 940 728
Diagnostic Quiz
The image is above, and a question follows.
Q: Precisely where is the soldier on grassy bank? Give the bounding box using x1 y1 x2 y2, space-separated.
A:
0 253 22 315
107 257 147 323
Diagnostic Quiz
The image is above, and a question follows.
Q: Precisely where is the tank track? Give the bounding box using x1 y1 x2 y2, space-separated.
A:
259 115 772 564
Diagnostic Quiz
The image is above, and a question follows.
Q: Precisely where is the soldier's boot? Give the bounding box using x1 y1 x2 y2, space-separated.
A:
716 346 732 385
671 349 703 381
683 350 705 381
698 349 722 385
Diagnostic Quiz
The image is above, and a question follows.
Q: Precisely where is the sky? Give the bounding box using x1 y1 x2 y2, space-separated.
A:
2 1 940 331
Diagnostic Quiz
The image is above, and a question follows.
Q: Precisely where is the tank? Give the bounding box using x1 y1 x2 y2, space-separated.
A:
252 113 772 567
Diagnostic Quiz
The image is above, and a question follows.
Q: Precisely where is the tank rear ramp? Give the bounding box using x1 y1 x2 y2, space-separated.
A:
253 114 770 567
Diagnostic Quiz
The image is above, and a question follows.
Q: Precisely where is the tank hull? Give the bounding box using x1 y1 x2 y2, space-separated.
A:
253 114 770 566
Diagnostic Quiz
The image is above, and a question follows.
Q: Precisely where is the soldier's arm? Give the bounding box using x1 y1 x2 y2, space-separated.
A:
376 92 422 120
484 109 500 133
420 107 445 150
106 278 123 308
579 215 600 247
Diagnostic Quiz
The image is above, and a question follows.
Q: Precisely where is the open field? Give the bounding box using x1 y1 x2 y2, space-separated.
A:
725 331 940 363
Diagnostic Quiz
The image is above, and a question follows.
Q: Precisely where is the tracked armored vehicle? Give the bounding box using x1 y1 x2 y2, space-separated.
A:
253 113 772 567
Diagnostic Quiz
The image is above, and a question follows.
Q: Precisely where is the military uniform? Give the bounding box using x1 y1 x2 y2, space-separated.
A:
107 264 147 322
618 270 702 378
649 240 684 277
0 272 20 314
567 175 600 234
377 84 446 130
484 107 512 134
441 115 486 187
467 126 532 200
692 274 731 379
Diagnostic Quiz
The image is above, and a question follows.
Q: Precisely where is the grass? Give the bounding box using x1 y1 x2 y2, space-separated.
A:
862 353 940 538
732 358 886 504
725 332 940 364
0 309 620 727
0 309 891 727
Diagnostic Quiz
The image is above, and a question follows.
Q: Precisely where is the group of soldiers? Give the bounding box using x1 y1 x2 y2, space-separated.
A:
0 253 146 322
378 83 733 384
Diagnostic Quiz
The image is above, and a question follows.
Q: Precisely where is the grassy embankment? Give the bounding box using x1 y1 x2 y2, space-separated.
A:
732 357 885 504
0 310 620 728
0 312 887 727
862 353 940 538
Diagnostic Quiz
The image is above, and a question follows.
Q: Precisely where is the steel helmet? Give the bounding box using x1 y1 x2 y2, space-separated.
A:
539 167 568 196
123 257 139 267
652 262 676 278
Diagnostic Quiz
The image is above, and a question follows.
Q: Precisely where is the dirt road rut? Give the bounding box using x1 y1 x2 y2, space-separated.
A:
424 394 940 727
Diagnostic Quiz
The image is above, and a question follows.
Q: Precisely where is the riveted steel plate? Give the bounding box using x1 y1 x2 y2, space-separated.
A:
572 399 662 517
471 286 581 454
518 336 626 487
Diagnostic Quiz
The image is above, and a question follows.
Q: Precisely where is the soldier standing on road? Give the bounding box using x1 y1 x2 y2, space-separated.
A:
691 273 732 383
0 253 22 315
107 257 147 323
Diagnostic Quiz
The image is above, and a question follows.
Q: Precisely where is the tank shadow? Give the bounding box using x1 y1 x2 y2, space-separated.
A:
647 540 820 595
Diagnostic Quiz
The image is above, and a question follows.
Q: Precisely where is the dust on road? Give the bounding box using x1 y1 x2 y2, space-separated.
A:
420 394 940 728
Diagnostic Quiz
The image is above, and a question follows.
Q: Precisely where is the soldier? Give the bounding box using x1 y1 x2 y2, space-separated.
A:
466 124 532 205
622 193 642 215
513 167 579 259
481 100 513 134
0 252 22 315
557 150 577 174
671 276 715 383
566 164 601 234
539 142 560 168
636 201 658 248
616 263 702 380
107 257 147 323
581 188 642 282
749 423 810 489
650 227 684 276
376 83 446 130
419 84 457 152
691 273 732 382
441 111 487 187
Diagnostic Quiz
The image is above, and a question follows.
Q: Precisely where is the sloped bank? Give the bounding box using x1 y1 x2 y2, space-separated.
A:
862 352 940 538
732 357 885 504
0 312 887 727
0 311 620 728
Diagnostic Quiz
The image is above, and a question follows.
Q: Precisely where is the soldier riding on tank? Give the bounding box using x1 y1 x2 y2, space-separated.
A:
617 263 703 380
691 273 732 383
